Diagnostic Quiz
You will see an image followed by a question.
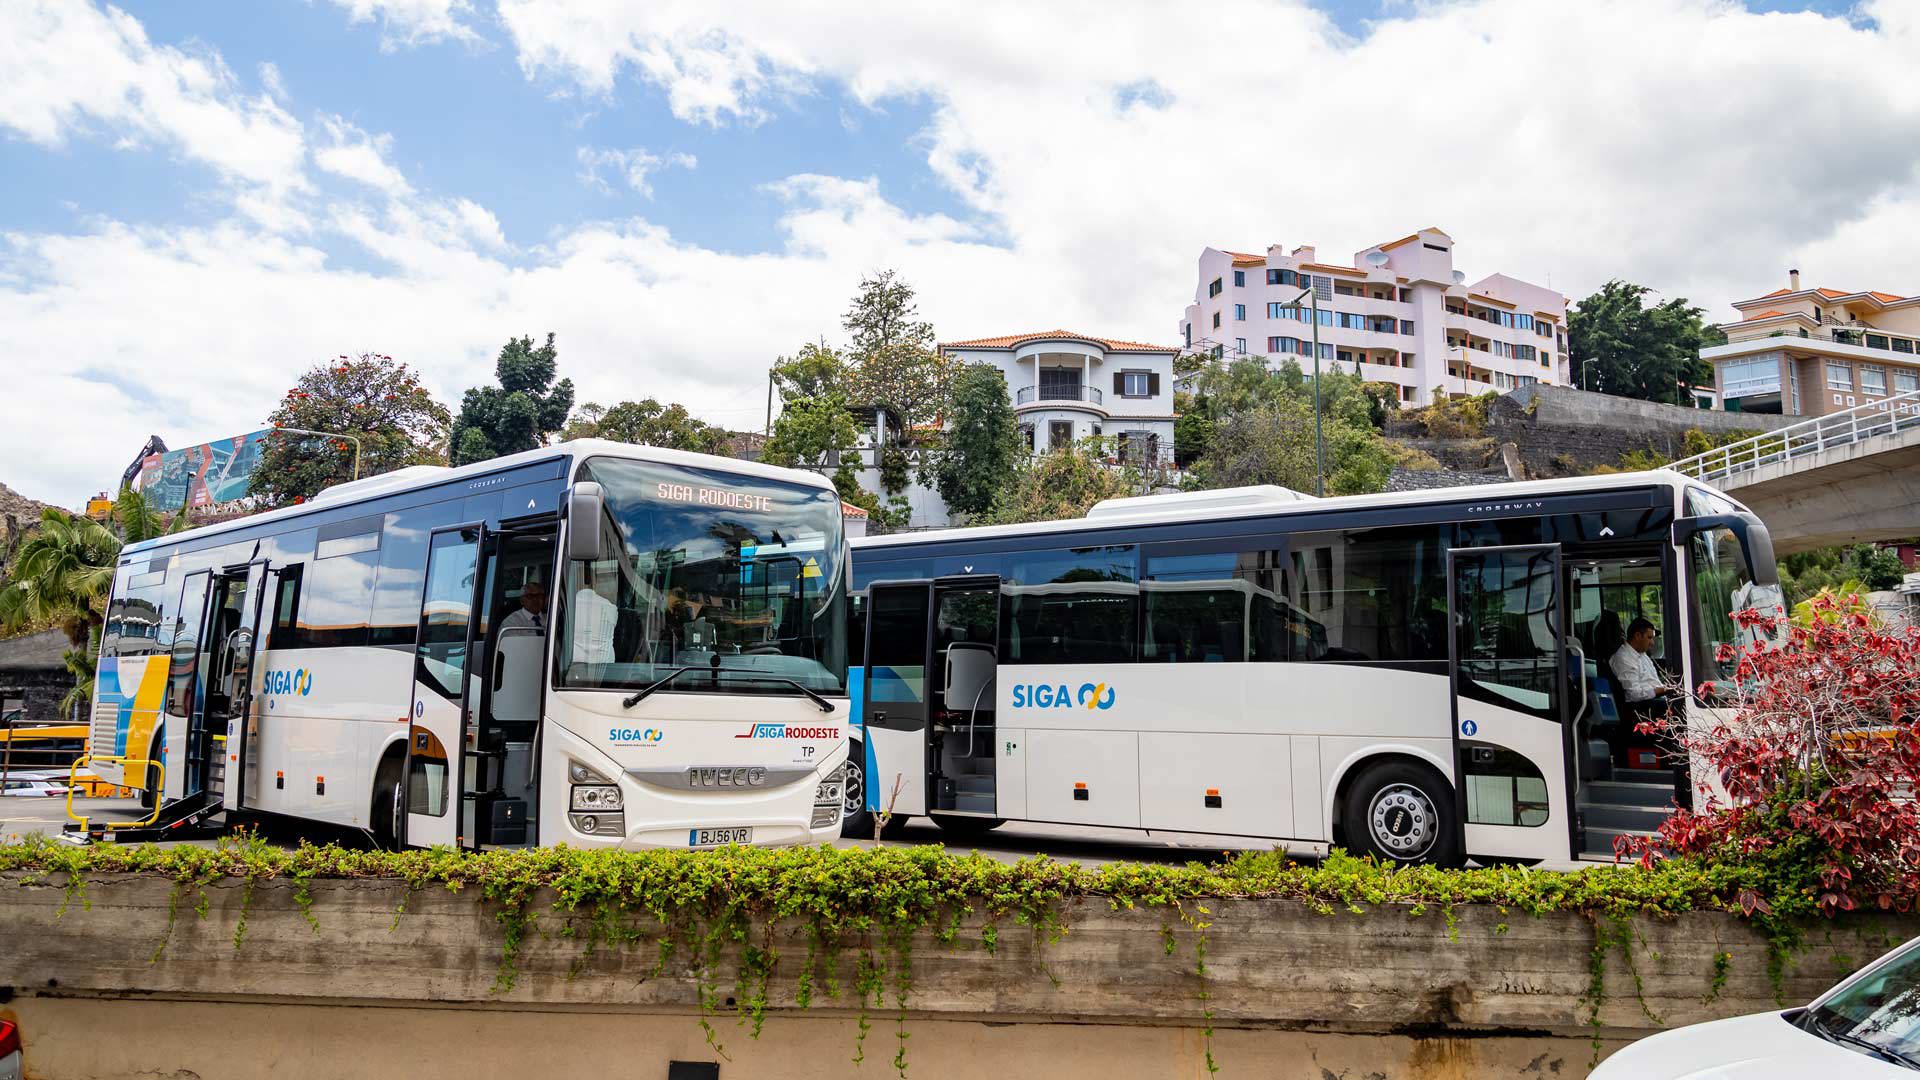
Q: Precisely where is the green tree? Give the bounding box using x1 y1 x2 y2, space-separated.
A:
449 333 575 466
250 353 450 507
932 364 1023 520
1193 398 1392 496
771 340 848 402
840 271 954 438
763 395 860 471
985 440 1142 525
563 398 728 455
1567 281 1715 405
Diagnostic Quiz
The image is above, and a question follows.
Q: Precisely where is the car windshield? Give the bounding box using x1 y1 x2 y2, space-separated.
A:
1807 943 1920 1068
554 456 848 696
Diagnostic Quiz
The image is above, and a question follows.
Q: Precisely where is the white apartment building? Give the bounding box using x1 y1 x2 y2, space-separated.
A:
1178 227 1570 402
938 330 1179 466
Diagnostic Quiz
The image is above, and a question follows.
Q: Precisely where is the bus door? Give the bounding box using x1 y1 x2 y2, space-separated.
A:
162 569 217 804
216 560 273 814
861 581 933 818
406 524 487 849
928 576 1001 820
1446 544 1575 862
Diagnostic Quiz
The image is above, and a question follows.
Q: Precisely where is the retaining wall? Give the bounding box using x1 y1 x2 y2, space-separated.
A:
2 872 1913 1079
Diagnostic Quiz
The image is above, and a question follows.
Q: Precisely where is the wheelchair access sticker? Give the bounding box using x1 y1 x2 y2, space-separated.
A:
1460 719 1478 737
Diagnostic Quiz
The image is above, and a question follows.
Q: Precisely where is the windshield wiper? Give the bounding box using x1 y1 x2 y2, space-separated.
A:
622 667 834 713
1807 1013 1920 1070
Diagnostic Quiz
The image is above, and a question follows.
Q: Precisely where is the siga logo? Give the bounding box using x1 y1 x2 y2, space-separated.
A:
610 727 665 746
265 668 313 696
1011 682 1116 710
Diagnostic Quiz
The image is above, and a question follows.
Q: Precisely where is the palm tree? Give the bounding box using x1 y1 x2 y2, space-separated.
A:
0 489 190 715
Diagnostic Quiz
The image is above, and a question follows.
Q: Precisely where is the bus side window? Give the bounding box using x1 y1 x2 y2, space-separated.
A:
268 566 303 651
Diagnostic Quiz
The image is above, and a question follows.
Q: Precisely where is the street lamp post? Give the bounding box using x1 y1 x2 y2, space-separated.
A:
1581 358 1599 392
1286 284 1326 497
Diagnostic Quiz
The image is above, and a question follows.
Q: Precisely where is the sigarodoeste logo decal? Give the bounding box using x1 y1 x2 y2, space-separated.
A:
736 724 838 740
1011 682 1116 710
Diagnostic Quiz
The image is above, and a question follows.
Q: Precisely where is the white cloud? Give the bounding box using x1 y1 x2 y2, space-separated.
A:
6 0 1920 508
327 0 483 50
576 146 697 197
0 1 310 225
315 115 411 196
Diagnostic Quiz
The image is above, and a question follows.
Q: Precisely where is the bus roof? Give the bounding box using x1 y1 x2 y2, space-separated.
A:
122 439 836 558
855 469 1718 551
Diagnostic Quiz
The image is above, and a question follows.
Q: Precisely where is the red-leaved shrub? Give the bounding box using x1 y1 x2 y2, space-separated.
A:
1620 596 1920 917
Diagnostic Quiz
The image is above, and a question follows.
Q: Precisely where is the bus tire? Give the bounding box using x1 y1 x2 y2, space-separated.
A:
370 753 405 851
929 814 1003 843
1342 760 1461 868
838 744 872 838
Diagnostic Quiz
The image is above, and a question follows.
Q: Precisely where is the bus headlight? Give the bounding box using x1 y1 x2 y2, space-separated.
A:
814 780 844 804
569 761 612 785
571 785 623 811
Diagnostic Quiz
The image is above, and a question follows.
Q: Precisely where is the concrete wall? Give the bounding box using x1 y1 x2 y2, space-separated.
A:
1717 426 1920 554
1486 384 1797 478
4 871 1915 1079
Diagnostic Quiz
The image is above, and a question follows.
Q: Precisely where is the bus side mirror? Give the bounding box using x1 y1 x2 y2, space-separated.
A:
567 482 606 563
1673 512 1779 586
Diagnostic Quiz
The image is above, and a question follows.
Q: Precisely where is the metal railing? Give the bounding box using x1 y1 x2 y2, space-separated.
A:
1669 388 1920 486
65 753 163 832
1014 384 1104 406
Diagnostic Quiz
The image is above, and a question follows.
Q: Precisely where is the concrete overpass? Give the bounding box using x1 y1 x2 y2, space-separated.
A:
1672 388 1920 554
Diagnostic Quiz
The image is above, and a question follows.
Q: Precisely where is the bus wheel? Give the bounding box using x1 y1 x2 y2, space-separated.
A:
838 750 872 839
370 756 405 851
929 815 1003 844
138 746 160 810
1343 761 1461 868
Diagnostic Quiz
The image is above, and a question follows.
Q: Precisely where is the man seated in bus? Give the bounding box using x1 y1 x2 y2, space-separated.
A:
570 568 618 666
1609 617 1688 800
499 580 549 634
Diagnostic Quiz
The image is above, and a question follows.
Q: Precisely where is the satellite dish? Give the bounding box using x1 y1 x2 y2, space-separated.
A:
1364 250 1389 268
1451 270 1467 285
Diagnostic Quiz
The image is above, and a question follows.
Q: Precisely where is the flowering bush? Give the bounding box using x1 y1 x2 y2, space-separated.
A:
1621 595 1920 918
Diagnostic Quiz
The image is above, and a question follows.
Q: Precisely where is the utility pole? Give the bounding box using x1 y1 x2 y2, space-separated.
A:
1310 284 1324 497
764 370 775 440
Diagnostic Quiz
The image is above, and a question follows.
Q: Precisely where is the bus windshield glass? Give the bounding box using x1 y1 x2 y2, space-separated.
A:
556 456 848 696
1686 488 1786 686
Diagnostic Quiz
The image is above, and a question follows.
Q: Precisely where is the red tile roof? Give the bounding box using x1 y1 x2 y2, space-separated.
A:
1871 291 1909 303
1817 288 1848 299
1749 309 1789 319
840 501 869 519
940 330 1176 352
1226 251 1266 266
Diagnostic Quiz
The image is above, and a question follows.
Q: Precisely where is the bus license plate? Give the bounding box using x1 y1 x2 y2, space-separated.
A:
690 827 752 848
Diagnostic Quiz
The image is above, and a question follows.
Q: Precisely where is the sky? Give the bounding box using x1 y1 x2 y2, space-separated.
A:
0 0 1913 506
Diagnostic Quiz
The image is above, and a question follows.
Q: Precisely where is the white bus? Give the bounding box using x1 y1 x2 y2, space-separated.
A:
81 440 852 850
842 472 1782 865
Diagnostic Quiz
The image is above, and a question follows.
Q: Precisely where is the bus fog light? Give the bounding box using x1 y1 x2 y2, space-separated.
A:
570 811 623 836
571 784 623 811
811 805 840 829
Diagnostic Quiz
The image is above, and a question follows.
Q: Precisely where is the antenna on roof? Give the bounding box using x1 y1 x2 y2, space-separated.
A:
1364 250 1389 268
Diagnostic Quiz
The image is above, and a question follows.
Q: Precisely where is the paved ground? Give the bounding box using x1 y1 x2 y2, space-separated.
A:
4 799 1597 871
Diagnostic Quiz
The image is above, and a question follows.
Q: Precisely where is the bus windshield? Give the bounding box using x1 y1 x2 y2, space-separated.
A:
1686 488 1786 686
556 456 848 696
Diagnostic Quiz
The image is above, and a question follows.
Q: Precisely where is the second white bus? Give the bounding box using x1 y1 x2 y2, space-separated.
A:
842 471 1781 865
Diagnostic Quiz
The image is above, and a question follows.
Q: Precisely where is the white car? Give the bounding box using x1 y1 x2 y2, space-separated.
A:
1594 936 1920 1077
0 778 68 798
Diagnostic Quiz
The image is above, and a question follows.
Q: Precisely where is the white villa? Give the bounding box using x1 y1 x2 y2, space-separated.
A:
938 330 1179 467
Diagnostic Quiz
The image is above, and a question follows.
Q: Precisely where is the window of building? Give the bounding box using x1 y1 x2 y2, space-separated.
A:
1276 336 1301 355
1212 311 1221 329
1336 312 1365 330
1266 268 1281 285
1119 371 1155 398
1894 338 1915 354
1867 334 1891 351
1236 338 1248 355
1535 321 1552 337
1397 288 1412 303
1422 242 1449 252
1400 320 1414 335
1517 314 1534 331
1208 277 1222 298
1267 336 1281 353
1827 361 1854 390
1334 283 1360 297
1897 370 1919 394
1318 343 1333 361
1861 364 1887 395
1002 546 1138 664
1184 323 1191 347
1400 385 1416 402
1233 270 1245 288
1234 303 1246 321
1815 307 1824 324
1266 302 1282 319
1337 350 1354 365
1404 353 1415 369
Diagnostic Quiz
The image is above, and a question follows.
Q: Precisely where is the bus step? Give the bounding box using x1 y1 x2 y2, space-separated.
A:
1583 825 1659 858
63 794 231 845
1579 801 1673 833
1581 780 1676 810
951 775 995 795
1612 767 1677 786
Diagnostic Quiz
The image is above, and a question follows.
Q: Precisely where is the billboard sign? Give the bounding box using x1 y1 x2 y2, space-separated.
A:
131 430 272 512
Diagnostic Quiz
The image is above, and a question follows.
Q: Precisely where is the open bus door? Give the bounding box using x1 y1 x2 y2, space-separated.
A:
1446 544 1577 863
860 581 932 821
405 524 486 849
218 559 273 814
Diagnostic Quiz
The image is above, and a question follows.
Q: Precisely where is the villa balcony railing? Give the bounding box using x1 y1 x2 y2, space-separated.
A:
1015 384 1104 406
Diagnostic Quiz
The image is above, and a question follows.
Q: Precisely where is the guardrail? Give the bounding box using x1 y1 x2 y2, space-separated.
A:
1670 388 1920 485
1014 384 1104 406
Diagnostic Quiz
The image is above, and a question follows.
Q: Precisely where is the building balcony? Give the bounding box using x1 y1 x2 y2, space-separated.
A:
1015 383 1107 413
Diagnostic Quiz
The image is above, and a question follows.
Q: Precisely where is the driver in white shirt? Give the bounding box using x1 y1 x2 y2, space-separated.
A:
1609 616 1687 804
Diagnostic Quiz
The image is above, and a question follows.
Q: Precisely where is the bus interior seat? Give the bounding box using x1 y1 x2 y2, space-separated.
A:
943 643 996 731
491 630 543 729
